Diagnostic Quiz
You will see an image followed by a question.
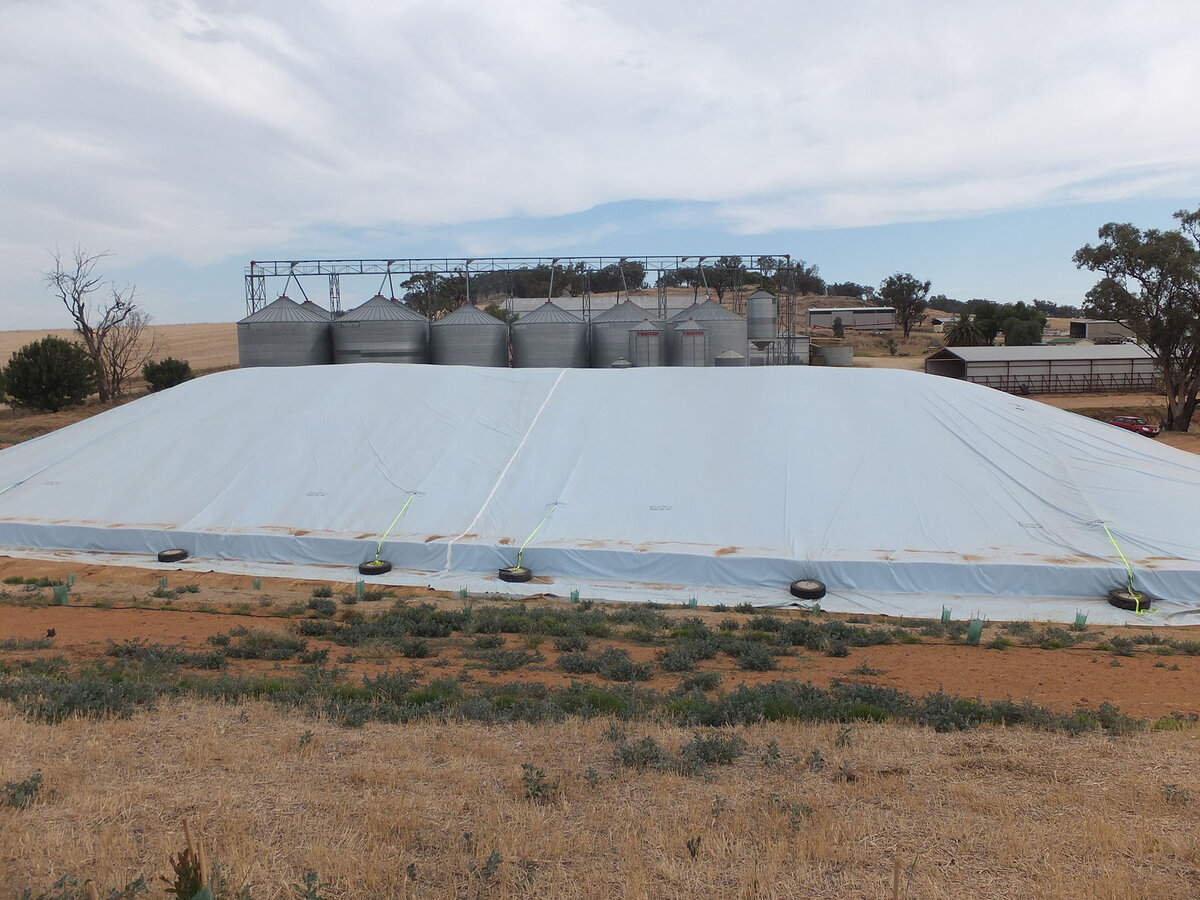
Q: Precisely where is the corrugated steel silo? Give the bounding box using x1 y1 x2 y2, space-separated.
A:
665 302 703 364
746 290 777 342
714 349 747 367
431 303 509 367
691 300 748 364
590 300 661 368
511 301 588 368
671 319 708 367
237 296 332 367
628 319 664 367
300 299 332 319
332 294 429 364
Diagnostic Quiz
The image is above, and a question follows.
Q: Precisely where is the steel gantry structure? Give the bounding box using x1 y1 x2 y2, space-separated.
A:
247 255 787 310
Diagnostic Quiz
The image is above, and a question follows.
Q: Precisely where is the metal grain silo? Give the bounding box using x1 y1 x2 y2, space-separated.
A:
691 300 748 363
431 303 509 367
332 294 429 364
746 290 777 342
665 302 703 364
714 349 747 367
671 319 708 367
628 319 665 367
511 301 588 368
237 296 332 367
590 300 660 368
300 299 332 319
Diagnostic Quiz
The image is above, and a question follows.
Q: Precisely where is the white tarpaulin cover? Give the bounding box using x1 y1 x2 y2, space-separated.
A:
1 364 1198 621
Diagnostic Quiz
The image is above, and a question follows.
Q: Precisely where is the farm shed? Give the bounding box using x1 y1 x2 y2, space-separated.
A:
1069 319 1135 343
806 307 895 331
924 344 1157 394
1 365 1198 622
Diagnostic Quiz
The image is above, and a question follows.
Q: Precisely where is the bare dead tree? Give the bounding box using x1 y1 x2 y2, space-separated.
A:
45 248 143 403
102 303 158 400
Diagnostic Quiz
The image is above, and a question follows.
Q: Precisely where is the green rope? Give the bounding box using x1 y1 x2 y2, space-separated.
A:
374 494 415 563
1099 521 1148 614
516 503 562 569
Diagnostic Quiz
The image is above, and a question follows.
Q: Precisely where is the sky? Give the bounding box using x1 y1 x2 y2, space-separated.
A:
3 0 1200 329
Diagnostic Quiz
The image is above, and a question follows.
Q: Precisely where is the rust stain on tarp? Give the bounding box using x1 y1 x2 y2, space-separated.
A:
715 546 739 556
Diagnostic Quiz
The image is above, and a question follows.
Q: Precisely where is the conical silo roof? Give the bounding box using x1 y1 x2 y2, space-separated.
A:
667 301 703 324
433 303 508 328
300 299 331 317
238 296 330 325
516 300 583 324
746 289 776 301
592 299 658 324
691 299 745 321
341 294 428 322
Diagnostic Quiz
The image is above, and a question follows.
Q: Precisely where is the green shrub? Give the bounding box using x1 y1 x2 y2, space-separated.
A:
307 597 337 617
677 732 746 774
552 632 589 652
735 642 778 671
4 771 43 809
2 335 95 412
142 357 193 392
477 648 536 670
680 671 722 692
612 735 668 772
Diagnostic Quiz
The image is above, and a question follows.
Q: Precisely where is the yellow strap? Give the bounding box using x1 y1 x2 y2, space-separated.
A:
375 494 415 561
516 503 561 569
1099 522 1147 614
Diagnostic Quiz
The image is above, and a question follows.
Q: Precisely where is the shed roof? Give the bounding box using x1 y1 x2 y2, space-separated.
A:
932 345 1151 363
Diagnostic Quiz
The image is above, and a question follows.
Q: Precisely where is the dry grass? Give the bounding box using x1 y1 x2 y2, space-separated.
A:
1 699 1198 898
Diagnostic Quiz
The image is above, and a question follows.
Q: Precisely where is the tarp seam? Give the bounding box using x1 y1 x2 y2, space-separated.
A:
444 368 568 570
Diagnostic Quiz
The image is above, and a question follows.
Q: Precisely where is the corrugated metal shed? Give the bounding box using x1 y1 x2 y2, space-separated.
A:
926 344 1157 393
935 345 1151 362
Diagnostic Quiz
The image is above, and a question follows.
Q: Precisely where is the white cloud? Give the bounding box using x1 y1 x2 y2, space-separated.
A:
2 0 1200 324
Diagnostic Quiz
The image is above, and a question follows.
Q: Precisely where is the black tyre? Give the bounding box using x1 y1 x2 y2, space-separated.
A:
1108 588 1151 612
498 566 532 583
359 560 393 576
157 549 188 563
790 578 827 601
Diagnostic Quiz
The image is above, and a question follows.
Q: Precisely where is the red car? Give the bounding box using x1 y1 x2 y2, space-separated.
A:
1109 415 1160 437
